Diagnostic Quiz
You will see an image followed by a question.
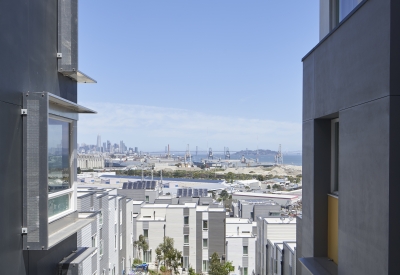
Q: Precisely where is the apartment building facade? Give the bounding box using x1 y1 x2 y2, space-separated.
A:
256 217 296 275
133 203 226 274
77 188 134 275
298 0 400 274
225 218 257 275
0 0 96 274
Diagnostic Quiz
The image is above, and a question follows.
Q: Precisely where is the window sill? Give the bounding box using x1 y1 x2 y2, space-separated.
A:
299 257 337 275
328 193 339 199
48 208 75 223
48 217 94 249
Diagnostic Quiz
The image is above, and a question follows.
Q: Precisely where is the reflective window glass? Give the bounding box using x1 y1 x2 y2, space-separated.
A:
48 118 70 193
48 194 70 217
339 0 363 21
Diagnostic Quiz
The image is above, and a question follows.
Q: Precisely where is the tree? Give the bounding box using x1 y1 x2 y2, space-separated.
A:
208 252 234 275
220 190 229 201
133 234 149 260
272 184 283 191
257 174 264 181
155 236 182 274
225 172 235 183
188 266 201 275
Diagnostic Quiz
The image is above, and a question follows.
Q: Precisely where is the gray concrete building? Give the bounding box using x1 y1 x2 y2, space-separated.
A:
232 199 281 220
0 0 96 274
298 0 400 274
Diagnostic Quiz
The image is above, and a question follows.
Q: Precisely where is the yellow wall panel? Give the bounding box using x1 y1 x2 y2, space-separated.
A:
327 195 338 264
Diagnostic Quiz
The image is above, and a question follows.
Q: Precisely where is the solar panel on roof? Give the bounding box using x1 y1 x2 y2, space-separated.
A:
122 182 127 189
146 182 151 189
182 189 187 197
128 182 133 189
151 182 156 189
133 182 138 189
188 189 193 196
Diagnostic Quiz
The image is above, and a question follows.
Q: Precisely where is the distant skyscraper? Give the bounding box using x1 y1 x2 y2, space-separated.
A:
135 147 138 154
97 134 101 151
107 140 111 152
103 142 106 152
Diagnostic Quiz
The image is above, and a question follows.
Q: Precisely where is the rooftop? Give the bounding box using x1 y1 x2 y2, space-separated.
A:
263 217 297 224
233 192 298 200
226 218 252 224
100 175 225 184
226 232 254 238
284 241 297 252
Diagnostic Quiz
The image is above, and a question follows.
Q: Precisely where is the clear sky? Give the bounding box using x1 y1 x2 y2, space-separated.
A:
77 0 319 153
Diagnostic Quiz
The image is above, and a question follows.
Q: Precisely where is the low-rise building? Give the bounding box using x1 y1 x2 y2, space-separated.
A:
232 199 281 220
256 217 296 275
232 192 299 206
133 203 226 274
78 154 105 169
226 218 257 275
283 241 296 275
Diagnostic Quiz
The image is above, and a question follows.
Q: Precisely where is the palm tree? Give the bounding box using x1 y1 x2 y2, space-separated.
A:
133 234 149 260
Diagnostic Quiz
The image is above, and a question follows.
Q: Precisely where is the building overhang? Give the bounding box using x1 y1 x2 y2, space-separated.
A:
49 93 97 114
59 70 97 83
298 257 338 275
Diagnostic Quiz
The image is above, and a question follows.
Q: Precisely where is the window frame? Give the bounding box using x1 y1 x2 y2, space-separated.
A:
184 234 189 245
92 233 97 248
203 220 208 230
47 115 75 222
243 245 248 256
331 118 339 195
202 260 208 272
203 238 208 248
23 92 95 250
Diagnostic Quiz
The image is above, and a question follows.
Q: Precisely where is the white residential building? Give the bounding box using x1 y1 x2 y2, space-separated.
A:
255 217 296 275
77 187 132 275
225 218 257 275
133 203 226 274
282 242 296 275
78 154 105 169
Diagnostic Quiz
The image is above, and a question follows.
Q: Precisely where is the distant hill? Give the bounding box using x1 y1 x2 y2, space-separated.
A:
232 149 277 156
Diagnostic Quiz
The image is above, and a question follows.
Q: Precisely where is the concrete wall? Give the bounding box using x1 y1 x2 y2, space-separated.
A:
108 197 118 274
301 0 400 273
208 211 226 259
117 189 146 202
126 199 134 270
226 237 256 275
283 242 296 275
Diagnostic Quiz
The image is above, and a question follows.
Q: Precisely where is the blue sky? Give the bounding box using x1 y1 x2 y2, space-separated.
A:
77 0 319 152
